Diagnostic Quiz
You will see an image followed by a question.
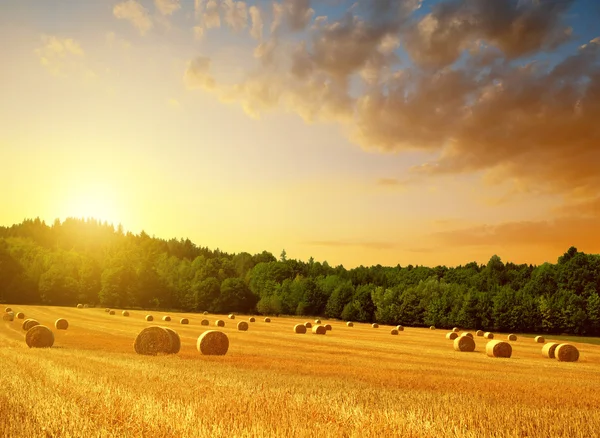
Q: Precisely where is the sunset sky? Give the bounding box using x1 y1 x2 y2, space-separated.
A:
1 0 599 268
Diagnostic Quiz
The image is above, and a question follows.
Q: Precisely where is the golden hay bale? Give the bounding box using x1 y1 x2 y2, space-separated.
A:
304 322 312 328
315 319 321 324
430 326 436 330
324 324 332 331
109 310 115 315
215 320 225 327
507 334 517 341
25 325 54 348
76 304 83 309
312 325 326 335
264 317 271 323
163 327 181 354
372 323 379 328
83 304 89 308
476 330 484 336
396 325 404 331
461 332 473 338
486 340 512 358
391 329 399 335
22 319 39 331
237 321 249 331
162 316 171 322
5 307 12 313
249 317 255 322
228 314 235 319
203 311 208 315
535 335 545 343
122 311 129 317
201 319 209 326
452 327 460 333
555 344 579 362
346 322 354 327
484 332 494 339
2 313 14 322
145 315 154 322
542 342 560 359
16 312 25 319
197 330 229 355
105 308 110 313
54 318 69 330
133 326 172 356
446 332 458 340
454 335 476 352
180 318 189 325
294 324 307 334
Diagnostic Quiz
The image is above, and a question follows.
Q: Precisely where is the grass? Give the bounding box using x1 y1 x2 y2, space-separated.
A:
1 305 600 437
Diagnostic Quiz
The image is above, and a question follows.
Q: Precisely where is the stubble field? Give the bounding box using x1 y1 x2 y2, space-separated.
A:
2 305 600 438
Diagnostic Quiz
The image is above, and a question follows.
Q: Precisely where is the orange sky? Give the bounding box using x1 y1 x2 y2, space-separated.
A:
1 0 599 268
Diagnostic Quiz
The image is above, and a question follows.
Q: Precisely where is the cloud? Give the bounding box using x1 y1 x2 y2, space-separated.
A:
35 35 87 76
222 0 248 32
113 0 153 35
106 31 132 50
155 0 181 16
203 0 221 29
249 5 263 40
184 56 216 90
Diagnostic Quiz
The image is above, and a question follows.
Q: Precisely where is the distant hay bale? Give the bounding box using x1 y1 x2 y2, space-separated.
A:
83 304 89 308
454 335 476 352
249 317 255 322
203 311 208 315
4 307 12 313
542 342 560 359
452 327 460 333
163 327 181 354
109 310 115 315
145 315 154 322
507 334 517 341
77 304 83 309
215 320 225 327
162 316 171 322
2 313 14 322
54 318 69 330
461 332 473 338
22 319 39 331
197 330 229 355
228 314 235 320
555 344 579 362
201 319 209 326
264 317 271 323
391 329 399 335
535 336 545 343
346 322 354 327
430 326 436 330
133 326 173 356
294 324 307 334
324 324 332 331
105 308 110 313
312 325 326 335
237 321 249 331
315 319 321 324
396 325 404 331
180 318 189 325
476 330 484 336
486 340 512 358
304 322 312 328
16 312 24 319
25 325 54 348
372 323 379 328
122 311 129 317
446 332 458 340
484 332 494 339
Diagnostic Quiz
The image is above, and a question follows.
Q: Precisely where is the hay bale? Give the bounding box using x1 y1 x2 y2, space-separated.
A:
486 340 512 358
163 327 181 354
83 304 89 308
396 325 404 331
294 324 307 334
4 307 12 313
77 304 83 309
452 327 460 333
507 334 517 341
391 329 399 335
145 315 154 322
54 318 69 330
312 325 326 335
180 318 189 325
535 335 545 343
453 336 476 352
476 330 484 336
2 313 14 322
346 322 354 327
461 332 473 338
304 322 312 328
109 310 115 315
105 308 110 313
197 330 229 355
264 317 271 323
201 319 209 326
542 342 560 359
122 311 129 317
22 319 39 331
203 311 208 315
162 316 171 322
237 321 249 331
324 324 332 331
372 323 379 328
484 332 494 339
446 332 458 340
16 312 24 319
430 326 436 330
249 317 255 322
228 314 235 320
215 320 225 327
25 325 54 348
133 326 173 356
315 319 321 324
555 344 579 362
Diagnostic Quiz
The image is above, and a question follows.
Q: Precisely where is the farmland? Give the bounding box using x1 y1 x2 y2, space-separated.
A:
2 305 600 438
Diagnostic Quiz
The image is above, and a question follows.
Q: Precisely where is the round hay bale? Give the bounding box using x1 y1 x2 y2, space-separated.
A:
122 311 129 317
83 304 89 308
396 325 404 331
555 344 579 362
203 311 208 315
315 319 321 324
22 319 39 331
391 329 399 335
486 340 512 358
2 313 14 322
294 324 307 334
4 307 12 313
324 324 332 331
215 320 225 327
197 330 229 355
249 317 255 322
109 310 115 315
264 317 271 323
16 312 24 319
133 326 172 356
484 332 494 339
304 322 312 328
163 327 181 354
372 323 379 328
237 321 249 331
145 315 154 322
430 326 436 330
542 342 560 359
162 316 171 322
201 319 209 326
461 332 473 338
312 325 326 335
535 335 545 343
180 318 189 325
346 322 354 327
507 334 517 341
446 332 458 340
54 318 69 330
77 304 83 309
228 314 235 319
452 327 460 333
454 335 475 352
476 330 484 336
25 325 54 348
105 308 110 313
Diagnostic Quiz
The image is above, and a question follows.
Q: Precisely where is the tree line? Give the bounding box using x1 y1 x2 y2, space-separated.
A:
1 218 599 335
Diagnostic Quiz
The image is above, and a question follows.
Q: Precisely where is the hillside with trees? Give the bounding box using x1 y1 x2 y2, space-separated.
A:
1 218 599 335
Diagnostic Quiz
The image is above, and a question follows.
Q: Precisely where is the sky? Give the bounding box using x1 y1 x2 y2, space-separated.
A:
1 0 599 268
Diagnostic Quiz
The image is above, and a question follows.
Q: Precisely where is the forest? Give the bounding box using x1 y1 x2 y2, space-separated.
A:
1 218 599 336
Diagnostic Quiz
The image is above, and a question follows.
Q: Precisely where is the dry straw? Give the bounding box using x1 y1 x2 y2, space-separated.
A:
484 332 494 339
346 322 354 327
122 311 130 317
162 316 171 322
22 319 39 331
109 310 115 315
197 330 229 355
163 327 181 354
25 325 54 348
535 336 545 343
4 307 12 313
228 314 235 320
555 344 579 362
461 332 473 338
264 317 271 323
325 324 332 331
145 315 154 322
215 320 225 327
542 342 560 359
249 317 255 322
201 319 209 326
134 327 173 356
507 334 517 341
454 336 476 352
294 324 307 334
315 319 321 324
391 329 399 335
486 340 512 358
452 327 460 333
16 312 24 319
476 330 484 336
446 332 458 340
372 323 379 328
54 318 69 330
180 318 189 325
237 321 249 331
396 325 404 331
312 325 326 335
304 322 312 328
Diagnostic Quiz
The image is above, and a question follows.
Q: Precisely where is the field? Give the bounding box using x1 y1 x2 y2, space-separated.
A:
2 306 600 438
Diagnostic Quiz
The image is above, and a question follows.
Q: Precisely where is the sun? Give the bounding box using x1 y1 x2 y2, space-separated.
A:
59 184 121 224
